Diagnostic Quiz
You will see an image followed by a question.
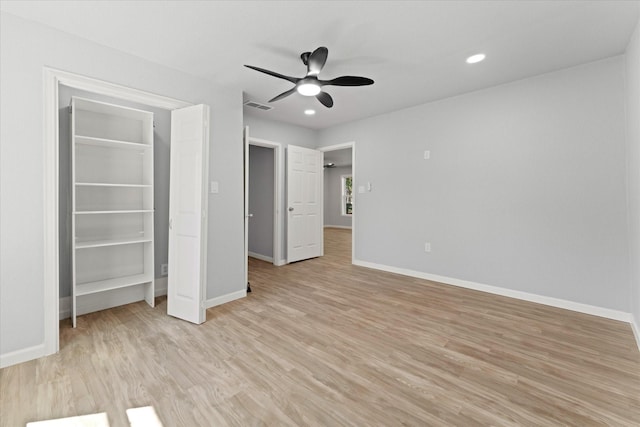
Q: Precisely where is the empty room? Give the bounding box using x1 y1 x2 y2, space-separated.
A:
1 1 639 426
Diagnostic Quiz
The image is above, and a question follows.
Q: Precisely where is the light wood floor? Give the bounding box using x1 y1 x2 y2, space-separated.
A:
2 228 639 426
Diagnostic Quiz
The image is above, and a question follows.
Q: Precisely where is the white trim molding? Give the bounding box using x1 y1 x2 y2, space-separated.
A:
206 289 247 309
154 277 168 297
631 316 640 351
248 251 274 263
353 259 634 323
59 297 71 320
0 343 47 369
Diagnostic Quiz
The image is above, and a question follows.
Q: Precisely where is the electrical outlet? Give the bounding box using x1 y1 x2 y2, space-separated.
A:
424 242 431 253
161 264 168 276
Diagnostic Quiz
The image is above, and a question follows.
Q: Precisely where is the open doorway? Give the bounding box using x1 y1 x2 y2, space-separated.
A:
247 144 277 264
319 142 355 262
243 130 284 293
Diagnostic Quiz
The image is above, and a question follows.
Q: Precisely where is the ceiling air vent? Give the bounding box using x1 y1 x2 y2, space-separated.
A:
243 100 273 111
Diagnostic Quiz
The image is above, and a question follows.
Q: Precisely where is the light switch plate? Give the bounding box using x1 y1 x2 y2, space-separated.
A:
358 185 365 194
210 181 219 194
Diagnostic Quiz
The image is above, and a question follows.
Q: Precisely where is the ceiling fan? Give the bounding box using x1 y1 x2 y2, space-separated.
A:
244 46 374 108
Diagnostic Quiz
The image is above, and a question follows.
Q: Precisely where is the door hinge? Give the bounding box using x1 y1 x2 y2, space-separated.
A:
68 105 72 114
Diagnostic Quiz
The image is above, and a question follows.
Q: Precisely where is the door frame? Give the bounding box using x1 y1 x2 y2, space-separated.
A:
43 68 192 358
247 136 284 267
319 142 356 264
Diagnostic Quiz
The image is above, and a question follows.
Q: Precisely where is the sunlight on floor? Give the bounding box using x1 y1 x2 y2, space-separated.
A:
125 406 163 427
26 413 109 427
26 406 163 427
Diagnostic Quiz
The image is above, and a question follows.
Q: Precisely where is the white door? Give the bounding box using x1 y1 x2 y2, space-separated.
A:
167 104 210 324
287 145 323 263
243 126 249 288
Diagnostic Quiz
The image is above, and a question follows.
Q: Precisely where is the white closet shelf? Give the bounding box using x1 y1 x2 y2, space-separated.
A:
74 210 154 215
76 237 152 249
75 182 152 188
75 135 151 150
76 274 153 296
71 96 155 327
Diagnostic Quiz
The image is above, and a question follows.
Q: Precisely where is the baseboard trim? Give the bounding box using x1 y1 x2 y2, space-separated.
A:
353 259 633 323
324 225 352 230
0 343 46 369
248 251 274 263
276 258 287 266
60 296 71 320
155 277 168 297
631 315 640 352
206 289 247 309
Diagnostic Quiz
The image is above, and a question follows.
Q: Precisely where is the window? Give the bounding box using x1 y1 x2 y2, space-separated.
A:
341 175 353 216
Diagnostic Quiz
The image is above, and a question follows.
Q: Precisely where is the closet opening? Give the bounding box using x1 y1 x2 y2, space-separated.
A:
58 85 172 327
43 68 194 358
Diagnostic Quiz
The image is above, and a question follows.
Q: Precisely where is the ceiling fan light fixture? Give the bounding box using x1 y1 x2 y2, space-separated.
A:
245 46 373 108
304 109 316 115
297 82 321 96
466 53 486 64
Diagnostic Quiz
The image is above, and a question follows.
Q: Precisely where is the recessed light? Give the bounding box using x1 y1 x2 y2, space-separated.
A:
466 53 486 64
304 109 316 115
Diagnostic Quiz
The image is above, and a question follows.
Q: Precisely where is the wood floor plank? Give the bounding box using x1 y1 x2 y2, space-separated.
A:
1 228 639 426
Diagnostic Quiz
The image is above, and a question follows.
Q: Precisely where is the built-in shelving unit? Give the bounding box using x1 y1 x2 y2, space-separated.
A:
71 96 155 327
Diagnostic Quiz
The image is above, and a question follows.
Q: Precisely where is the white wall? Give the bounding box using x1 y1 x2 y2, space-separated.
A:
324 166 353 228
626 17 640 342
0 12 244 362
318 57 631 312
248 145 274 259
244 113 318 149
244 113 318 262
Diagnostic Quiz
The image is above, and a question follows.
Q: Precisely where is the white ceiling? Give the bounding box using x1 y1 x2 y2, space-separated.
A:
2 1 638 129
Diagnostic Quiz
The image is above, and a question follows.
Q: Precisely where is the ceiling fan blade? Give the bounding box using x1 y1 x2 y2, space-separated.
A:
307 47 328 75
320 76 374 86
269 87 297 103
244 65 299 84
316 91 334 108
300 52 311 66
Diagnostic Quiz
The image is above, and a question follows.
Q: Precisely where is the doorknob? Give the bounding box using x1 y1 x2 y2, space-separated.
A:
288 207 294 212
